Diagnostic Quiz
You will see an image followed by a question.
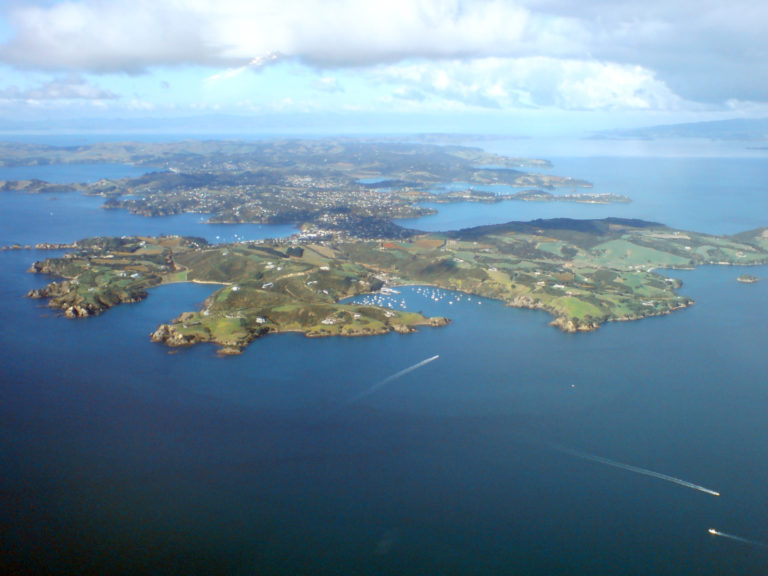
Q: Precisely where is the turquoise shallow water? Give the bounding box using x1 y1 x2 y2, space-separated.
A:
2 149 768 574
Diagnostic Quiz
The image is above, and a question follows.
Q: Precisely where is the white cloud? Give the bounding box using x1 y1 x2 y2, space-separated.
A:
377 57 683 111
0 0 585 71
0 75 118 101
0 0 213 72
554 61 681 110
206 53 283 83
312 77 344 93
723 99 768 118
554 0 768 102
127 99 155 111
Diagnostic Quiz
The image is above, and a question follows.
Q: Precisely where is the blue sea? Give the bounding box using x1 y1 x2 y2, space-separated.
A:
2 138 768 575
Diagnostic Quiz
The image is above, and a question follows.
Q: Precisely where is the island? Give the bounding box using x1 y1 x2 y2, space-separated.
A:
0 139 625 237
737 273 760 283
25 218 768 354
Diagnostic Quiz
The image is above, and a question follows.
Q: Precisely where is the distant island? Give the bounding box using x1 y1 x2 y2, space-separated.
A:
25 218 768 354
737 273 760 283
593 117 768 142
0 139 625 238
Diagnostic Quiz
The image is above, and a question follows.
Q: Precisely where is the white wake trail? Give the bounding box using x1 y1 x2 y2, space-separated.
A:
708 529 768 549
552 445 720 497
326 355 440 416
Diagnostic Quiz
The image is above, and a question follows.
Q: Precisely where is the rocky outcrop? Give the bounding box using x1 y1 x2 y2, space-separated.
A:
64 304 96 318
26 281 75 301
737 274 760 283
549 316 599 333
27 260 58 274
26 283 103 317
507 294 542 309
26 279 148 317
150 324 209 347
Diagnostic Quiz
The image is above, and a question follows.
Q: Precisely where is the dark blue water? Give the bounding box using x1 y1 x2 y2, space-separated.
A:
2 148 768 575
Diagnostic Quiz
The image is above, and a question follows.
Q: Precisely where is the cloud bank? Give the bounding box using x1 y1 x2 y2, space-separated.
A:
0 0 586 71
0 75 117 101
0 0 765 110
377 58 682 111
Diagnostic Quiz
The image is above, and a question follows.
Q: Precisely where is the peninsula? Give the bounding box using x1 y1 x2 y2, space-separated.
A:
25 219 768 354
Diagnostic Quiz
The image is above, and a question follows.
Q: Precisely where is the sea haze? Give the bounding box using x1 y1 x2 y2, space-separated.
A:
1 141 768 575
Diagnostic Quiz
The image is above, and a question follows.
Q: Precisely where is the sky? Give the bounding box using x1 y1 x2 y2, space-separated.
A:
0 0 766 135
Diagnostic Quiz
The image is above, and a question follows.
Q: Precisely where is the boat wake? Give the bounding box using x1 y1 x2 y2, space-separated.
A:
551 445 720 497
326 354 440 416
708 528 768 549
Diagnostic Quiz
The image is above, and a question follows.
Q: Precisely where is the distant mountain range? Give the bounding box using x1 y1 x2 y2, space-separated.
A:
595 118 768 142
3 113 768 144
0 113 525 139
